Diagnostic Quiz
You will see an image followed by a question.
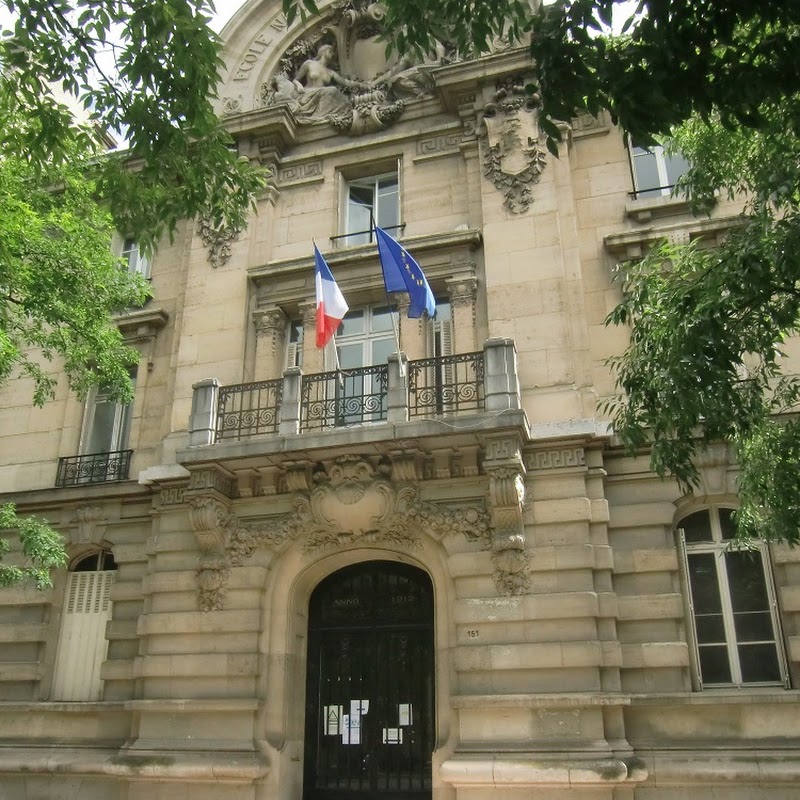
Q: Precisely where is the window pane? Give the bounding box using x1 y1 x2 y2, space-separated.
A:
435 300 452 322
338 310 365 338
376 178 399 230
681 510 712 542
695 613 726 644
688 553 722 614
698 644 732 685
371 306 395 333
725 551 770 612
718 507 736 540
733 611 775 642
87 399 118 453
289 320 303 344
347 184 375 244
632 147 661 195
338 342 365 370
738 643 781 683
664 151 690 186
371 336 395 366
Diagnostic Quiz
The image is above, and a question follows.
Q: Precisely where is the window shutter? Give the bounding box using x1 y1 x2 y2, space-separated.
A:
51 570 115 701
285 342 300 371
676 529 703 691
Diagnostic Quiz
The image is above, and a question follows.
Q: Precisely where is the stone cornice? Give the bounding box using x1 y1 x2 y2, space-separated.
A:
114 307 169 343
604 214 742 261
434 47 534 113
248 228 483 283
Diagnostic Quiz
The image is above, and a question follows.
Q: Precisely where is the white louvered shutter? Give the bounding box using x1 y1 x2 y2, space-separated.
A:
51 570 115 700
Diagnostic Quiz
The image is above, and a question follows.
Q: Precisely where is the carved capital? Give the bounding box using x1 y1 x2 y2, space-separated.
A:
447 276 478 309
253 307 288 337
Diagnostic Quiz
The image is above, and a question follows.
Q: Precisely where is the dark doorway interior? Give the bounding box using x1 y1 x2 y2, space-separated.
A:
304 560 435 800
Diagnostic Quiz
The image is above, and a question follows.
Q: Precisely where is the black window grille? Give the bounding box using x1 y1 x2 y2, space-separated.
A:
56 450 133 487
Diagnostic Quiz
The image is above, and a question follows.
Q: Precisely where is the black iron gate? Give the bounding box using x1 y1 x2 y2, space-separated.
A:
304 561 435 800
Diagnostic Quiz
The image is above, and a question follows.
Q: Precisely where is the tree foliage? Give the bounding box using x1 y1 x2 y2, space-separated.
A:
0 503 68 589
0 1 265 586
0 0 266 403
605 99 800 543
1 0 265 250
0 138 148 404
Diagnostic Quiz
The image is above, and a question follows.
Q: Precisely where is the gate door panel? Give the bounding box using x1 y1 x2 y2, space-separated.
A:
304 561 434 800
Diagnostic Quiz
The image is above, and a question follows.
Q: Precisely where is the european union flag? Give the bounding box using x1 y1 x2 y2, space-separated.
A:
375 226 436 319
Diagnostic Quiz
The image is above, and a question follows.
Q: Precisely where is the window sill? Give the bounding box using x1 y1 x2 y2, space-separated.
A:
628 688 798 705
625 194 693 223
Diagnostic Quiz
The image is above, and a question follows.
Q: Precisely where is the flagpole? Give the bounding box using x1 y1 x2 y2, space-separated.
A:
375 223 405 377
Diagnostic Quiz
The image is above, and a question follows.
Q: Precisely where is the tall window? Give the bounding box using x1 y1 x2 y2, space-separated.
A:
678 507 787 688
335 306 397 372
285 319 304 370
51 551 117 701
81 372 136 456
629 142 689 198
342 171 399 246
120 237 150 279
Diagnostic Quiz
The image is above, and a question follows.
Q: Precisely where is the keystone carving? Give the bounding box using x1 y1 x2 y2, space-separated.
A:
73 506 108 546
480 77 546 214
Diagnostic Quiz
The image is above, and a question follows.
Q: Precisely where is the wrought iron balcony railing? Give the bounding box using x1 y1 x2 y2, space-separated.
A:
56 450 133 487
216 378 283 440
300 365 389 432
407 352 484 418
187 339 520 447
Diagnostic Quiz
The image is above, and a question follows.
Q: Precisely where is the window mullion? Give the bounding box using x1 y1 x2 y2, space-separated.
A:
715 549 742 686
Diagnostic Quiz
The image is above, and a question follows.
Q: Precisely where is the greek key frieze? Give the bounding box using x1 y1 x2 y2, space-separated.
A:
278 161 323 185
416 133 461 158
526 447 586 472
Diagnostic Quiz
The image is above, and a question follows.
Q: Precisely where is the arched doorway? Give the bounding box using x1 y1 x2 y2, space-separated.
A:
304 560 435 800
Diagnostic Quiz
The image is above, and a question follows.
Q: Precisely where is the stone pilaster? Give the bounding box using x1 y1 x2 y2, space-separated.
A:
447 275 478 353
252 306 288 380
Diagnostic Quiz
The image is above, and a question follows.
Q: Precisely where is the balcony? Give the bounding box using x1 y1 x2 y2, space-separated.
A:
187 338 520 449
56 450 133 487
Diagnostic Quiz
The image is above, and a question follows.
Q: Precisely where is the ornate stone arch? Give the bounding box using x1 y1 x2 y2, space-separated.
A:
253 542 457 800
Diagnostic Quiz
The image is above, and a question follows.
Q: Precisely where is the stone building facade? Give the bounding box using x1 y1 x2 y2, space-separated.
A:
1 1 799 798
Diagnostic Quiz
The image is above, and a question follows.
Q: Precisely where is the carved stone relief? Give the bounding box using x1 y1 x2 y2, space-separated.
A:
260 2 455 136
483 434 530 596
189 496 235 612
479 77 546 214
72 506 108 546
197 217 242 269
188 454 492 610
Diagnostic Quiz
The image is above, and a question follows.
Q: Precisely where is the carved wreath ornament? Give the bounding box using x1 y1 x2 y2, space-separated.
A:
188 455 515 611
480 78 547 214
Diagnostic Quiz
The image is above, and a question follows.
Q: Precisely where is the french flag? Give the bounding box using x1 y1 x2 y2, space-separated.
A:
314 245 349 348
